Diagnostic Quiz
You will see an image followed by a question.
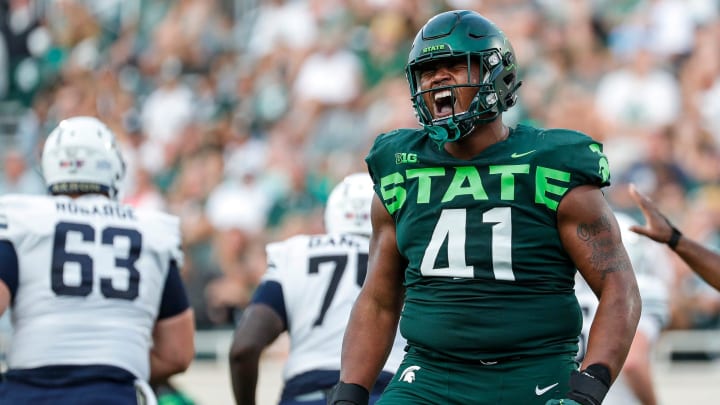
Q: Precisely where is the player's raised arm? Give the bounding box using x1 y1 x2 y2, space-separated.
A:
629 184 720 291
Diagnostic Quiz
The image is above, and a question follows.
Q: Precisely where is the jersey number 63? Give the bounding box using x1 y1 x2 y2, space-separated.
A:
51 221 142 300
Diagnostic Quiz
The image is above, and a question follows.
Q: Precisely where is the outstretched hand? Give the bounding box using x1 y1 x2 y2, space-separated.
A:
627 184 673 244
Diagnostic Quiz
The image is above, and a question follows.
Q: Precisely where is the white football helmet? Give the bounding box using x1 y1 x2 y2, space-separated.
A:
41 116 126 199
324 173 375 236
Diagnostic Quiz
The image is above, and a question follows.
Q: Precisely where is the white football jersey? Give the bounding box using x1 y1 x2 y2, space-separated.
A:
0 194 183 381
262 233 406 382
575 212 674 405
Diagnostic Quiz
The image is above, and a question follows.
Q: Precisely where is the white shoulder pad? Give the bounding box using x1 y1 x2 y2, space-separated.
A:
0 195 53 240
263 235 312 282
135 208 184 269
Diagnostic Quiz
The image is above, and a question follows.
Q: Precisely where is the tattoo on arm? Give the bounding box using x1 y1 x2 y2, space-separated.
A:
577 214 629 279
577 215 611 241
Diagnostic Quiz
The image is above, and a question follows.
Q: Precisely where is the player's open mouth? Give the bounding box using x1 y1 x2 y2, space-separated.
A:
433 89 455 118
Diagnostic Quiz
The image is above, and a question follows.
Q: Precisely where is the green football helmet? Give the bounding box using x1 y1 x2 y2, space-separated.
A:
406 10 521 143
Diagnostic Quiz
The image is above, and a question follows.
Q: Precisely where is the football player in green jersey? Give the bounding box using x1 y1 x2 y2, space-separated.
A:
328 10 641 405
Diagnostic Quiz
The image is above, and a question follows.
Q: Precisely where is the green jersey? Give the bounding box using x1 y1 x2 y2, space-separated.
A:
365 124 611 362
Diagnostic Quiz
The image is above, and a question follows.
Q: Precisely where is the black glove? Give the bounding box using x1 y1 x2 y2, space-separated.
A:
327 381 370 405
565 364 611 405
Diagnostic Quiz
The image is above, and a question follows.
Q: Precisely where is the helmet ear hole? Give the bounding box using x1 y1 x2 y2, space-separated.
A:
502 51 515 67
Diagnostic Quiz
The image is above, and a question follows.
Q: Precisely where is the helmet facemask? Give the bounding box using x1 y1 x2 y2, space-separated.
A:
405 10 521 149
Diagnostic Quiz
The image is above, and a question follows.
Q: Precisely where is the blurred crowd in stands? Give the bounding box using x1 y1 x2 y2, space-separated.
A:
1 0 720 332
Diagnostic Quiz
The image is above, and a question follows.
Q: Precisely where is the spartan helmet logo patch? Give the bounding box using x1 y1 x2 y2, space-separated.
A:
399 365 421 383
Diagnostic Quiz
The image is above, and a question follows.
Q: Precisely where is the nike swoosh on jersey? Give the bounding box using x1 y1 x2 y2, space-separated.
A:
535 382 559 396
511 150 536 158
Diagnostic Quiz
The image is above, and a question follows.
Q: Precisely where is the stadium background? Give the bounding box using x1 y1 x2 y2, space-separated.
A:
1 0 720 403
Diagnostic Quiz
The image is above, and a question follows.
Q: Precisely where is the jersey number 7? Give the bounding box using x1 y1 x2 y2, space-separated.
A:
308 252 368 326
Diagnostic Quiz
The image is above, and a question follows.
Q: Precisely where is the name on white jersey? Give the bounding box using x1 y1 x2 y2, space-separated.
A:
308 234 365 249
55 201 136 220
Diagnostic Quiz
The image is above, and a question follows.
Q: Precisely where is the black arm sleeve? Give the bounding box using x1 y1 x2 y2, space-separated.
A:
158 259 190 320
